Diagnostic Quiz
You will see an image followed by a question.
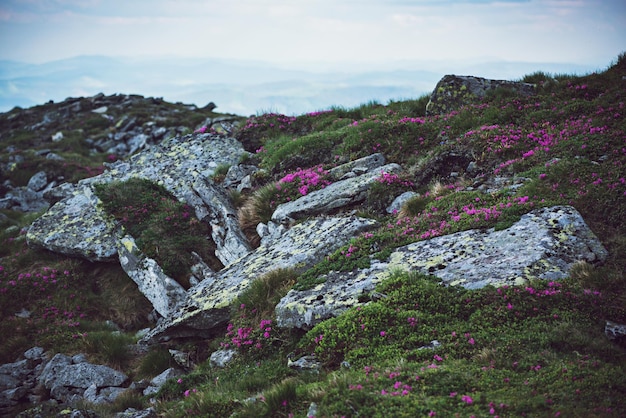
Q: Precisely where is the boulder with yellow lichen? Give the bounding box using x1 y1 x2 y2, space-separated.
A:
275 205 608 329
140 215 378 342
425 74 536 116
26 132 252 265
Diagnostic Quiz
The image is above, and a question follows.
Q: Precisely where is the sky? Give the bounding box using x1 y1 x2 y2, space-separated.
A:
0 0 625 114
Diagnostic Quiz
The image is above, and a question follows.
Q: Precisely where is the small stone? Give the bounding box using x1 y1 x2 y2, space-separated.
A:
287 354 321 371
387 191 419 214
210 349 237 368
27 171 48 192
92 106 108 114
23 347 45 361
15 308 31 318
418 340 441 350
307 402 318 417
605 320 626 340
143 368 183 396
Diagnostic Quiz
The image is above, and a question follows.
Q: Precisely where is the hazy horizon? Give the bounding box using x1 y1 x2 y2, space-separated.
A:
0 54 612 116
1 0 624 115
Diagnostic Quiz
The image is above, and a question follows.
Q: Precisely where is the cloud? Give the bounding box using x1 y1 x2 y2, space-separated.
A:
0 0 624 68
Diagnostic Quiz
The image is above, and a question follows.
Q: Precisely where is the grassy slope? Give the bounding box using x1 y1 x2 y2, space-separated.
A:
0 55 625 417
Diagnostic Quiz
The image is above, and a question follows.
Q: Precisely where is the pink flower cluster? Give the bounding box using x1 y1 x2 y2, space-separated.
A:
525 281 562 297
380 380 413 396
278 165 331 196
260 319 272 339
398 116 426 125
240 113 297 133
225 323 254 348
341 244 358 258
222 316 274 351
376 171 414 188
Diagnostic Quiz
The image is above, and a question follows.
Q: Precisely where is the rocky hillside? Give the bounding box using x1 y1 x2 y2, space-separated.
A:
1 55 625 417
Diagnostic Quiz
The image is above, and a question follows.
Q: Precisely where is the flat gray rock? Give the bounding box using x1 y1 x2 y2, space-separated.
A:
271 163 401 223
276 206 607 329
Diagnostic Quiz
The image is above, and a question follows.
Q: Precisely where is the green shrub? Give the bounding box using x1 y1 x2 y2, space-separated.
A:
521 70 552 85
81 331 135 369
233 268 297 320
237 182 280 247
259 131 336 173
398 194 429 218
136 347 176 379
211 163 231 183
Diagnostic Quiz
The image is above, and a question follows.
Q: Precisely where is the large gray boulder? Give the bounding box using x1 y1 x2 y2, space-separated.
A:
39 354 128 390
425 74 536 116
26 187 118 260
275 205 607 329
26 133 253 316
27 133 252 264
38 353 128 404
141 215 378 343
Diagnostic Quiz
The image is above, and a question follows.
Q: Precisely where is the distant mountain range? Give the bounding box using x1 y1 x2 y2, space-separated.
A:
0 55 601 116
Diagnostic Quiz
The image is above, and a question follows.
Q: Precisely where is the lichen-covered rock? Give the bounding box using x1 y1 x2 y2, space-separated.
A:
276 206 607 329
37 353 128 404
141 216 378 343
27 186 119 261
142 368 183 396
27 133 251 264
271 163 401 223
40 354 128 391
426 74 535 116
386 205 607 288
185 177 252 267
327 153 386 180
117 235 187 317
26 133 253 316
275 262 387 329
210 349 238 368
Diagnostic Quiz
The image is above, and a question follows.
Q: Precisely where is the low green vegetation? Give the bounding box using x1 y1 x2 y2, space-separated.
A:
0 54 624 416
135 266 626 417
93 178 222 288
